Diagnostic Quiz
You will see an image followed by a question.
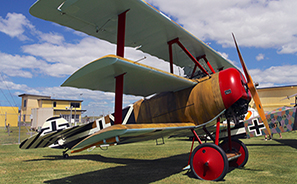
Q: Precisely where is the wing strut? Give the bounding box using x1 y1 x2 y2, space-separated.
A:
115 73 126 124
190 55 216 78
197 55 216 74
167 38 210 76
117 10 129 57
114 10 129 124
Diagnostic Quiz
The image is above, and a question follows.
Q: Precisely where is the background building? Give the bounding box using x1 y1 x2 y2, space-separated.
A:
250 85 297 112
0 106 19 127
19 94 85 129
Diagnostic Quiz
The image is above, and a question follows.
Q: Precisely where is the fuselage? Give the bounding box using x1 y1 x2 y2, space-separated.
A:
127 68 251 126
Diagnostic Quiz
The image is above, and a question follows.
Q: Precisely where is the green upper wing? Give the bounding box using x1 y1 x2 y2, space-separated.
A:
30 0 236 78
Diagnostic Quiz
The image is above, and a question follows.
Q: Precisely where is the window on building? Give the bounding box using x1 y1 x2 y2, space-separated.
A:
24 100 27 108
53 101 57 107
70 102 80 108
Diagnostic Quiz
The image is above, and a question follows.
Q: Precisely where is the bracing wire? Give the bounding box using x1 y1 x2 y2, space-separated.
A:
0 73 19 114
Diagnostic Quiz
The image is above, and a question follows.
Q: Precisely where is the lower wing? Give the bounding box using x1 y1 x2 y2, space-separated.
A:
70 123 196 153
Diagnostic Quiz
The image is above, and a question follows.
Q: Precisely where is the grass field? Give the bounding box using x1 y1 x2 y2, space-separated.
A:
1 130 297 183
0 126 34 145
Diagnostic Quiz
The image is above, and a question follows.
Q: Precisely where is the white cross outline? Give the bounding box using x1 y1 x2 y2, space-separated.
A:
248 118 266 136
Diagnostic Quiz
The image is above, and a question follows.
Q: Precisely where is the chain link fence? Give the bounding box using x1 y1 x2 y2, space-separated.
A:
1 113 35 145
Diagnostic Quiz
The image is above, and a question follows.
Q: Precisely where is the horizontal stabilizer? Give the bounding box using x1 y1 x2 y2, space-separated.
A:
62 55 197 96
19 121 98 149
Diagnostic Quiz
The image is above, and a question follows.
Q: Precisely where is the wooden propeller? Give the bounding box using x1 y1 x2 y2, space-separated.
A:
232 33 272 137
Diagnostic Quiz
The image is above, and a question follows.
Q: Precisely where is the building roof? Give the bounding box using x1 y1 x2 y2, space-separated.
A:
39 98 83 102
18 94 83 102
258 85 297 90
18 93 51 98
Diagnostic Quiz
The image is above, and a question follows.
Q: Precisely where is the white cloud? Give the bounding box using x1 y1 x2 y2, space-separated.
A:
0 52 49 78
250 65 297 86
0 79 29 91
147 0 297 54
38 32 65 45
22 37 114 76
0 12 34 41
256 53 265 61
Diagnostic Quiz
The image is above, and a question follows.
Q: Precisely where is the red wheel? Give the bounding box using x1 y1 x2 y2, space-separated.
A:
190 143 229 181
220 139 249 168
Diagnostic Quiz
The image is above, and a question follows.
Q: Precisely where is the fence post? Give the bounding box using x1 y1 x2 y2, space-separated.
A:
18 121 21 144
5 112 7 128
7 124 10 136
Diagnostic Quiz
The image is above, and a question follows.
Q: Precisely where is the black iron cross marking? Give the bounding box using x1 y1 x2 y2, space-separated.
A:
248 118 265 136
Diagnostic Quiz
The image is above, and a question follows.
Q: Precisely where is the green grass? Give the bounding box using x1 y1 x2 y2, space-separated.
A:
1 131 297 183
0 126 34 145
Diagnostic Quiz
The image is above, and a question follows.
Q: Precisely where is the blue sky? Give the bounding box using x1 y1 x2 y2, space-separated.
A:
1 0 297 116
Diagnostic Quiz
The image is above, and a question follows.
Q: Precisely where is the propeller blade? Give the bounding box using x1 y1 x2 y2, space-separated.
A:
232 33 272 137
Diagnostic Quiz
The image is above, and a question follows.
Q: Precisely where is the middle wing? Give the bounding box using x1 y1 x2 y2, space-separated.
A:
62 55 197 96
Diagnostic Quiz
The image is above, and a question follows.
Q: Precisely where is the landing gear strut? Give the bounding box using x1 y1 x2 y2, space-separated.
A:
63 149 70 159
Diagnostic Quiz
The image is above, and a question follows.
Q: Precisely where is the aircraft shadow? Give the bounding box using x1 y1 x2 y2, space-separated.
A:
31 153 191 184
273 139 297 149
245 139 297 149
26 151 263 183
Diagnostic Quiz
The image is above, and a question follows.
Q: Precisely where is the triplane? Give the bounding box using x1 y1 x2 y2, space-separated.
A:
20 0 273 181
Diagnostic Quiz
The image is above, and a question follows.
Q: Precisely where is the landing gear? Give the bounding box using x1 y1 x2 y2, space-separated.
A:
188 117 249 181
190 143 229 181
219 139 249 168
63 149 70 159
63 153 69 158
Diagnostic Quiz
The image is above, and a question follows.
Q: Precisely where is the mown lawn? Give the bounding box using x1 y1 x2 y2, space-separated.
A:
1 131 297 183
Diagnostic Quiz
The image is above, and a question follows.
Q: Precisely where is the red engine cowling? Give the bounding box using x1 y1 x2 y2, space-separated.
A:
219 68 251 117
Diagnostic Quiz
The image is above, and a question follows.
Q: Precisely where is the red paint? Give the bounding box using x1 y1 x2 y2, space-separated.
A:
203 56 216 74
168 43 174 74
215 118 220 145
191 128 202 145
192 146 225 180
168 38 209 76
219 68 251 109
188 136 196 165
197 55 216 74
114 73 125 124
117 10 129 57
